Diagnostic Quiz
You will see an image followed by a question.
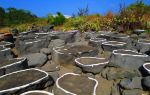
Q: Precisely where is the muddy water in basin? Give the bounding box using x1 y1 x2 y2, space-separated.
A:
58 74 96 95
0 70 46 91
0 59 22 67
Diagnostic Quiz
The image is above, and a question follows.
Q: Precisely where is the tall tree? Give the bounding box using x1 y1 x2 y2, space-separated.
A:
77 5 89 16
5 7 37 25
53 12 66 26
0 7 5 26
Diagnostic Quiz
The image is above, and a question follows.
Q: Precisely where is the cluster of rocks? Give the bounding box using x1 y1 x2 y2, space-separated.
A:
0 29 150 95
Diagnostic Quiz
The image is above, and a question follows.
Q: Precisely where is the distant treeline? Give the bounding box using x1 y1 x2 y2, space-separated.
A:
0 7 37 26
0 0 150 33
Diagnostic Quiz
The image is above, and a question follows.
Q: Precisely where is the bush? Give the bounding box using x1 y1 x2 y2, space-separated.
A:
47 12 66 26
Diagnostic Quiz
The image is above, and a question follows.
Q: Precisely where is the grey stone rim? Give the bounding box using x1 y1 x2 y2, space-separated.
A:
138 39 150 45
102 41 126 46
20 90 54 95
113 49 148 57
0 57 26 69
0 47 11 52
75 57 109 67
143 63 150 73
90 38 107 42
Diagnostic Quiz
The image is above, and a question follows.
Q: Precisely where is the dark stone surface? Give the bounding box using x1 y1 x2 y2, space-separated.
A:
48 39 65 49
40 48 52 55
120 77 142 90
142 76 150 89
101 67 141 80
122 89 143 95
24 53 47 67
0 46 13 61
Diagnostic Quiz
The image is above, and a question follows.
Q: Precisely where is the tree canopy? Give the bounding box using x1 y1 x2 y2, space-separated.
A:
0 6 37 26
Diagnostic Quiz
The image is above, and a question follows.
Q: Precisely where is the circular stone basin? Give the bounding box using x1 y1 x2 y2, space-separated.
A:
89 38 107 48
0 41 13 48
18 34 38 41
68 30 79 32
137 39 150 53
17 37 49 55
0 57 27 76
0 68 49 94
75 57 109 74
110 49 148 70
54 73 98 95
138 39 150 44
0 46 10 51
25 39 42 44
90 38 106 43
110 33 129 38
35 33 50 38
54 45 97 55
0 33 4 40
53 45 98 65
143 63 150 74
113 49 148 57
99 31 112 36
133 29 145 35
0 46 12 60
0 46 4 50
21 90 54 95
111 34 130 41
51 31 77 43
99 32 115 39
102 41 126 52
0 58 23 67
85 32 96 39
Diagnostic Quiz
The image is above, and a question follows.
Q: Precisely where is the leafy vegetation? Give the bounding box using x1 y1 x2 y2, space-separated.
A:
47 12 66 26
0 0 149 33
0 7 37 27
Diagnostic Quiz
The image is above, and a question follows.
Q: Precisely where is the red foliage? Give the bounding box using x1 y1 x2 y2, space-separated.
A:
105 11 114 19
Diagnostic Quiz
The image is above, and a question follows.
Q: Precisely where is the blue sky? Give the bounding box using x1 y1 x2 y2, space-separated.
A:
0 0 150 17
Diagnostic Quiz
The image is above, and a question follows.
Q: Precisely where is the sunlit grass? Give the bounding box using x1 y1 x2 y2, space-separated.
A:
0 27 10 34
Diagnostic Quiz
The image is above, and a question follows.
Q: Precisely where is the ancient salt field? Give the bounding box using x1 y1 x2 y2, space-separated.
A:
0 30 150 95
